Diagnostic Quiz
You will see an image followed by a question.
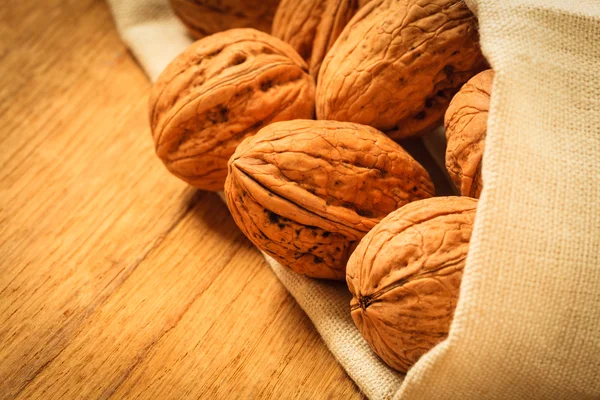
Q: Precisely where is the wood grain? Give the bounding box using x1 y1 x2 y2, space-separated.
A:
0 1 363 398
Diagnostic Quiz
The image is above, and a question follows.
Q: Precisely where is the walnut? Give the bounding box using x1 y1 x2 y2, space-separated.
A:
272 0 362 79
445 69 493 198
225 119 435 280
316 0 487 139
346 196 477 372
170 0 280 38
149 29 315 191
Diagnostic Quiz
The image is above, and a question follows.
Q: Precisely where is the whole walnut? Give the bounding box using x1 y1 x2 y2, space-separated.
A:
445 69 494 198
316 0 487 139
149 29 315 191
170 0 280 38
225 120 435 280
347 196 477 373
272 0 362 79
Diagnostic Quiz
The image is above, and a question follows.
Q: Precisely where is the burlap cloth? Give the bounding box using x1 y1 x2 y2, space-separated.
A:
107 1 600 398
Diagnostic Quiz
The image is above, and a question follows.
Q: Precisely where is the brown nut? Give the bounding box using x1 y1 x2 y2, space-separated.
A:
149 29 315 191
347 196 477 372
272 0 361 79
316 0 487 139
170 0 280 39
225 119 435 280
445 69 493 198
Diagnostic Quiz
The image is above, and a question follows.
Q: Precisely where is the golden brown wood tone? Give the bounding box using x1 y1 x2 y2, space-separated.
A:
0 1 363 398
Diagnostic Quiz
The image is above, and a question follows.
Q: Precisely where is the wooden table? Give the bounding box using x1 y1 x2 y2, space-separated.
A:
0 1 363 398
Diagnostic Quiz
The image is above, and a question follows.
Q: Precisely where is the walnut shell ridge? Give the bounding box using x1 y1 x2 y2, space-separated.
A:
347 196 477 372
445 69 493 198
316 0 487 139
225 119 435 280
170 0 280 38
272 0 362 79
149 29 315 191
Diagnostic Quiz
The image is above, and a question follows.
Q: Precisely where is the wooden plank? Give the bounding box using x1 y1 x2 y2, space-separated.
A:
0 0 363 398
16 193 359 399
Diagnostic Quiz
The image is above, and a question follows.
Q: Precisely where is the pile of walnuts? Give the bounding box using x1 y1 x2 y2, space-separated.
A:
152 0 494 374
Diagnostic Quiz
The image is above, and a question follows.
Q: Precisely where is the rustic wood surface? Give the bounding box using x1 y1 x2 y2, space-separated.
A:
0 1 364 398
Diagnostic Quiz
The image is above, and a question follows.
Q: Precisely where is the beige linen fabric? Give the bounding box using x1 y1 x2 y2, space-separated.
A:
399 1 600 399
107 0 600 398
108 0 191 81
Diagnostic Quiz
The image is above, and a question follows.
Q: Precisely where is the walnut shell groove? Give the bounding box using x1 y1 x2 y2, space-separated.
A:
347 196 477 372
445 69 493 198
272 0 362 79
149 29 315 191
225 119 435 280
170 0 280 38
316 0 487 139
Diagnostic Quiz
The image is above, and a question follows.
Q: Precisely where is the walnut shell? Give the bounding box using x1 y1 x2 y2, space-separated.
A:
347 196 477 372
272 0 361 79
170 0 280 38
149 29 315 191
316 0 487 139
225 119 435 280
445 69 493 198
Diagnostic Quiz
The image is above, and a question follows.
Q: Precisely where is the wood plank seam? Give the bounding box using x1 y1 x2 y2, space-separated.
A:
110 249 268 399
11 191 206 398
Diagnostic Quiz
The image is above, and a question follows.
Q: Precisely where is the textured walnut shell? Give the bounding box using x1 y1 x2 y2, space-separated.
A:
149 29 315 191
316 0 487 139
170 0 280 38
272 0 361 79
445 69 493 198
225 120 435 280
347 196 477 372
